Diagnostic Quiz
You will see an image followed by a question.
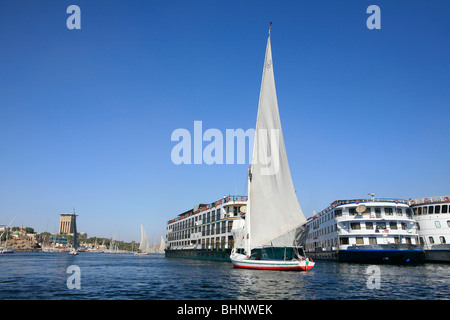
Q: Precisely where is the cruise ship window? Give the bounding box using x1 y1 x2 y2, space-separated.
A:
435 221 441 228
349 208 357 215
435 206 441 214
366 222 373 229
384 208 393 215
429 206 434 214
429 237 435 244
376 222 386 230
423 207 428 215
418 207 422 215
440 236 446 244
335 209 342 217
356 237 364 244
447 221 450 228
390 222 397 230
375 207 381 214
442 205 448 214
350 223 360 230
369 237 377 244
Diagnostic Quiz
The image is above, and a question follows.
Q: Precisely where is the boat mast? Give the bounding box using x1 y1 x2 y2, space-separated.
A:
246 166 252 257
73 207 78 250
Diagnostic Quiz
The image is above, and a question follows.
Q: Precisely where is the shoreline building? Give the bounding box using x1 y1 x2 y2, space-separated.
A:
58 213 78 235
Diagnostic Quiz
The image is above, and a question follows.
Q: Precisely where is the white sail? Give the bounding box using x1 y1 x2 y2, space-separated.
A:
139 224 151 253
159 236 166 252
245 27 306 253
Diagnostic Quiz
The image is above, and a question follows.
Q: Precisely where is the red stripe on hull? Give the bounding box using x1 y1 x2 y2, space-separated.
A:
232 264 313 271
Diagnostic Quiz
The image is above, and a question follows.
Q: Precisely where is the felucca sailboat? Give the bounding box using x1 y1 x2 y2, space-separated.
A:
135 224 151 255
230 24 314 271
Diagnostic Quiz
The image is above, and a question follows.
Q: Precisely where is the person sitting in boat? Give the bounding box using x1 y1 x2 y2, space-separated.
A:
250 252 261 260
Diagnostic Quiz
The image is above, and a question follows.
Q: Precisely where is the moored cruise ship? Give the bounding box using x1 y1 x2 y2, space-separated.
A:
305 197 424 263
165 195 247 261
409 196 450 262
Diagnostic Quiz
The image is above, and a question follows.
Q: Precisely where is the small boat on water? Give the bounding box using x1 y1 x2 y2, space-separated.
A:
135 224 151 256
0 217 16 254
0 246 15 254
230 24 314 271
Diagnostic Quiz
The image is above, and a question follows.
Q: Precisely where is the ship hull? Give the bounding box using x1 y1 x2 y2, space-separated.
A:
165 248 232 262
308 245 425 263
424 245 450 262
338 247 424 263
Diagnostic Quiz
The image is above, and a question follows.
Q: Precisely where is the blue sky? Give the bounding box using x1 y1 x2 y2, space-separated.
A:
1 1 449 242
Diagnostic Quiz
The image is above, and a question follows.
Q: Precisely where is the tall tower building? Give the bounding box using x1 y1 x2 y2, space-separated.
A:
58 213 78 235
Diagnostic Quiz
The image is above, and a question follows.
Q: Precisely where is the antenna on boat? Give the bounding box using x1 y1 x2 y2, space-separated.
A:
368 193 375 201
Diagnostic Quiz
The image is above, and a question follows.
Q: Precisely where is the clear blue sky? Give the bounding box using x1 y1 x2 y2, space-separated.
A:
1 1 449 242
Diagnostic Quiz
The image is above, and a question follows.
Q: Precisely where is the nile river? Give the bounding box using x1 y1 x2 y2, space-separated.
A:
0 252 449 300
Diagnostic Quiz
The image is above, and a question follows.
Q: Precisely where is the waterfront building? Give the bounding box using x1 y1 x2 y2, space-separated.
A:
58 213 77 235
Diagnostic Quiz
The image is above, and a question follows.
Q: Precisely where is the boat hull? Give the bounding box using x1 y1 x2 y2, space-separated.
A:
338 244 424 263
424 245 450 262
307 245 425 263
231 259 314 271
165 248 232 262
230 250 314 271
0 248 15 254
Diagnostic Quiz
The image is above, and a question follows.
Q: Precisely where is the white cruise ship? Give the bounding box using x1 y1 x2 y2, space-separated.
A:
305 197 424 263
409 196 450 262
165 195 247 261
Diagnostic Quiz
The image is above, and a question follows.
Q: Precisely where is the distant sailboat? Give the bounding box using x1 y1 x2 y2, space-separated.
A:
230 24 314 271
135 224 151 256
159 236 166 254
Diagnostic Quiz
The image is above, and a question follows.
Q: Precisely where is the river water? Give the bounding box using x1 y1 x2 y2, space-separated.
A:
1 252 449 300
